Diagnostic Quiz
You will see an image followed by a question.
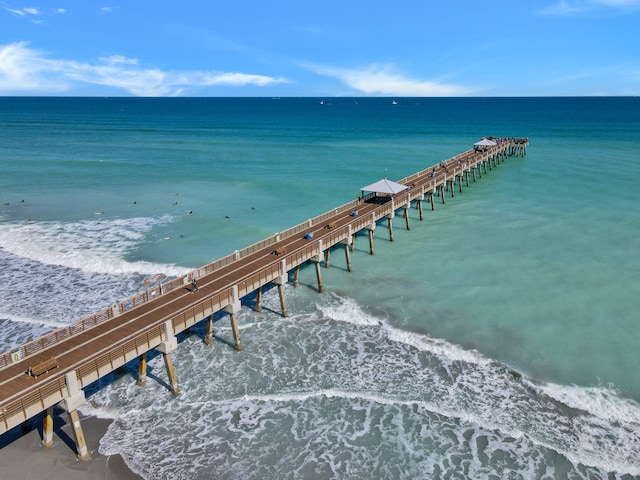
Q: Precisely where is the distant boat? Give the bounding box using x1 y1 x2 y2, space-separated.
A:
391 100 398 105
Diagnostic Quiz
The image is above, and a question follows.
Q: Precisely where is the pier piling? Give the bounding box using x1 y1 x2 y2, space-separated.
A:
344 242 352 272
204 316 214 344
41 407 54 448
136 352 147 385
314 261 324 292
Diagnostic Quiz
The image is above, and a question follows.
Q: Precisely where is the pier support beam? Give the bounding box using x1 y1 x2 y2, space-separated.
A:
224 285 242 351
255 286 263 311
136 351 147 385
368 229 375 255
274 274 288 317
59 371 89 461
310 243 325 292
367 223 376 255
162 352 180 395
314 261 324 292
343 241 352 272
204 315 215 345
41 406 54 448
68 410 89 462
224 307 242 351
403 206 411 230
157 320 179 395
228 312 242 351
292 266 300 288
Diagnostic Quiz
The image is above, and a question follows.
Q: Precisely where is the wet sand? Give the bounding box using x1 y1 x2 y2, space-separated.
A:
0 412 142 480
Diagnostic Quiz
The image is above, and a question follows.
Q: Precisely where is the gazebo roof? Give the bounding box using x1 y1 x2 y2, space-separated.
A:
474 138 498 147
360 178 409 195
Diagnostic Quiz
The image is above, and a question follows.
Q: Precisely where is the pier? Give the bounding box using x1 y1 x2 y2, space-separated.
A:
0 137 528 459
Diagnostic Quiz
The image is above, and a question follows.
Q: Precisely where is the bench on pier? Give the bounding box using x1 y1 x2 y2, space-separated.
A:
272 246 287 256
28 357 59 378
325 221 336 229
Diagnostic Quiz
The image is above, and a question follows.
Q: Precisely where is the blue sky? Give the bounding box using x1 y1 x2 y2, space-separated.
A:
1 0 639 96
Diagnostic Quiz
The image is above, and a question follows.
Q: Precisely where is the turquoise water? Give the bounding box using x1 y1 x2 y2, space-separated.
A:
1 97 639 479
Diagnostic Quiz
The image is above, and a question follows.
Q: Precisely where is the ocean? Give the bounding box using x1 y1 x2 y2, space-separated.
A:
0 97 639 479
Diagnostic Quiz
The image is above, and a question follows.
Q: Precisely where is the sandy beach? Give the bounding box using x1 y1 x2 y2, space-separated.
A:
0 411 142 480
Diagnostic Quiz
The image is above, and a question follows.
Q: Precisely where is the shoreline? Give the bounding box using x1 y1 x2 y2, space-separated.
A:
0 412 142 480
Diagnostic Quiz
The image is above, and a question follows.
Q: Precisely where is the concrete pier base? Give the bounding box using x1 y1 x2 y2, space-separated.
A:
162 352 180 395
368 228 375 255
157 322 179 395
225 300 242 351
314 261 324 292
293 266 300 288
41 406 54 448
59 372 89 461
274 274 288 317
204 315 214 345
68 409 90 461
255 286 263 311
136 352 147 385
344 242 352 272
229 313 242 351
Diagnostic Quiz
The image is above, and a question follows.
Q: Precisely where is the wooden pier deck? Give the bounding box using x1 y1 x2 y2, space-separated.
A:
0 137 528 458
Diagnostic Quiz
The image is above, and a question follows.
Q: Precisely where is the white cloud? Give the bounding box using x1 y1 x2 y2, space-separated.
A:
196 72 285 87
303 62 474 97
0 41 67 91
0 42 289 96
99 55 139 66
4 6 40 17
4 7 26 16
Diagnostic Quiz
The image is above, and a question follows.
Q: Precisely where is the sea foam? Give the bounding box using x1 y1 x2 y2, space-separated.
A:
0 216 189 277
